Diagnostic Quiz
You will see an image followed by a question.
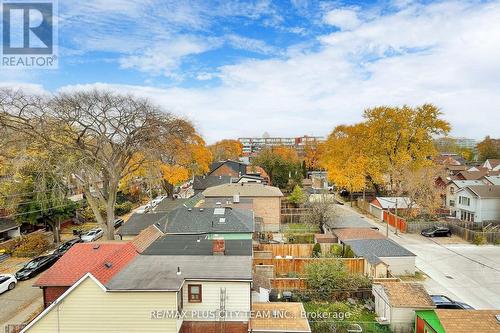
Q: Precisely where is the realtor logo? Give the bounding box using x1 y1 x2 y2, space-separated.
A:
1 0 58 68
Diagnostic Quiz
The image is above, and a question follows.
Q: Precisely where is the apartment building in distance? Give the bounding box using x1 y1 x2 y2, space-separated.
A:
238 135 324 157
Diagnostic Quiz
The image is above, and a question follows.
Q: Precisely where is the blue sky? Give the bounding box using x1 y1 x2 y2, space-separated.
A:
2 0 500 143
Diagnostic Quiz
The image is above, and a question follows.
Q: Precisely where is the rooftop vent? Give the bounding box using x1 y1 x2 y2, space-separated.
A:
233 194 240 203
496 314 500 324
199 208 204 212
93 244 100 250
216 201 222 206
104 262 112 269
214 207 225 215
176 267 181 276
187 208 192 212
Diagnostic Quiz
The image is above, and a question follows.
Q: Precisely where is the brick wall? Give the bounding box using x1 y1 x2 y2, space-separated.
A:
253 197 281 232
43 286 68 308
180 321 248 333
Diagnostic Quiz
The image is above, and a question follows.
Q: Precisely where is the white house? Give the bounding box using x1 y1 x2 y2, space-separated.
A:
482 159 500 171
372 283 435 333
455 185 500 223
444 179 486 216
21 255 253 333
369 197 415 220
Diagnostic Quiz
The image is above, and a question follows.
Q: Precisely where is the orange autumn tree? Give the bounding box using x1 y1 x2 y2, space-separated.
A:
273 145 299 162
209 139 243 161
160 134 212 196
303 141 324 170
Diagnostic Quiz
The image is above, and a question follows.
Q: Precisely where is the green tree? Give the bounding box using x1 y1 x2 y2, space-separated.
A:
288 185 306 206
252 148 302 189
305 260 371 300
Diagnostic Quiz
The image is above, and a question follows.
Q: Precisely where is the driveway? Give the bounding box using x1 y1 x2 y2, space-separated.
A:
336 204 500 309
0 258 43 327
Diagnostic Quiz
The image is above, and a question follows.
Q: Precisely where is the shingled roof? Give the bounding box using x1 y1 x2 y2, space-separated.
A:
34 242 138 287
435 309 500 333
203 183 283 197
117 212 168 236
377 282 435 308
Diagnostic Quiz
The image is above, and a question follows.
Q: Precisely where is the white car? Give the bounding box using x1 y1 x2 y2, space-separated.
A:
80 228 104 242
0 274 17 294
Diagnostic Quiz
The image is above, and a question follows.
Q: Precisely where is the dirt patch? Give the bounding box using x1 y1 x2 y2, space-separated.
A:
431 235 468 245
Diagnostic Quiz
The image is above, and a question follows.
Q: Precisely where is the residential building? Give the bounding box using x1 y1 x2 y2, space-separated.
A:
142 235 253 256
208 160 247 178
203 183 283 232
333 228 387 243
369 197 416 221
483 175 500 186
118 212 169 240
162 206 254 239
193 175 232 194
444 179 486 215
34 242 138 308
249 302 311 333
22 255 253 333
344 239 416 275
373 283 435 333
238 135 324 157
482 158 500 171
455 185 500 222
415 309 500 333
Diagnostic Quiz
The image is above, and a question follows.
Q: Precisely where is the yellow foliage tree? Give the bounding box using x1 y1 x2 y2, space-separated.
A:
209 139 243 161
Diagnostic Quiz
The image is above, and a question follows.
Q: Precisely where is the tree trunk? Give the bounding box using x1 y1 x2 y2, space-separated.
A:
105 181 119 240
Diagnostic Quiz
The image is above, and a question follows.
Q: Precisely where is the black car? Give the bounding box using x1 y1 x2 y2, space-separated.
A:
53 238 83 257
431 295 474 309
114 218 124 229
15 255 59 281
421 226 451 237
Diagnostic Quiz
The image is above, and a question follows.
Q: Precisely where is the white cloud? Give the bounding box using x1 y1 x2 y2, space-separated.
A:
11 0 500 143
323 8 361 30
226 34 281 55
118 36 222 77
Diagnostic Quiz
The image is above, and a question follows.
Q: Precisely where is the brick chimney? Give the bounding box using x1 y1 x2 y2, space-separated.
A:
213 239 225 255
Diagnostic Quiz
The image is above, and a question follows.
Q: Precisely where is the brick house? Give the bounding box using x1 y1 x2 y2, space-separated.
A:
202 183 284 232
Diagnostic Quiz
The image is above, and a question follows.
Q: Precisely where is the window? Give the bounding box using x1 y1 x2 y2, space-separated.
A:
449 200 455 207
188 284 202 302
450 187 454 194
459 196 470 206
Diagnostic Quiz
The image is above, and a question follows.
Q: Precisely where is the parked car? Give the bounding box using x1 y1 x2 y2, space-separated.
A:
80 228 104 242
431 295 474 309
0 274 17 294
53 238 83 257
15 255 59 281
113 218 124 229
421 226 451 237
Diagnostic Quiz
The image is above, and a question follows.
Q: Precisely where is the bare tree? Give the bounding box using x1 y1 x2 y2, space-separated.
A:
0 89 193 240
301 192 338 233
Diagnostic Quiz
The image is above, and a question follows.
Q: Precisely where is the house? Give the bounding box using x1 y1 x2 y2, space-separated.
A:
415 309 500 333
142 235 253 256
482 159 500 171
233 174 264 184
245 165 270 184
203 183 284 232
483 175 500 186
208 160 247 178
369 197 416 220
333 228 386 243
444 180 486 215
0 218 20 242
162 206 254 239
117 212 169 240
34 242 138 308
22 255 253 333
249 302 311 333
433 153 465 166
373 283 435 333
192 175 232 194
344 239 416 275
455 185 500 222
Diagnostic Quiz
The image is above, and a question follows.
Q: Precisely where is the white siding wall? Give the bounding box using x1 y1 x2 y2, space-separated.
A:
372 285 390 322
480 198 500 221
369 204 383 220
182 281 251 321
381 257 415 275
390 308 417 333
25 277 179 333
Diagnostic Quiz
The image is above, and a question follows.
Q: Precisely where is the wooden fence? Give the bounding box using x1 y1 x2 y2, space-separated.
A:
383 211 407 233
253 258 366 276
256 244 315 257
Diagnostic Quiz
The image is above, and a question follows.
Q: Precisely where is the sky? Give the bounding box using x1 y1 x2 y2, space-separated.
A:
1 0 500 143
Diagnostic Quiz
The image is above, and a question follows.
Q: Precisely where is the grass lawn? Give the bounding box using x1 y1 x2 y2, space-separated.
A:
284 223 320 233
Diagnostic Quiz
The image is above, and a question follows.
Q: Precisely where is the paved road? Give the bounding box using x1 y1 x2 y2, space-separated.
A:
0 279 42 326
337 204 500 309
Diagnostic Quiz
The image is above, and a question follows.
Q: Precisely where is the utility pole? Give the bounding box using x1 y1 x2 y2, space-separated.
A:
394 199 399 236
